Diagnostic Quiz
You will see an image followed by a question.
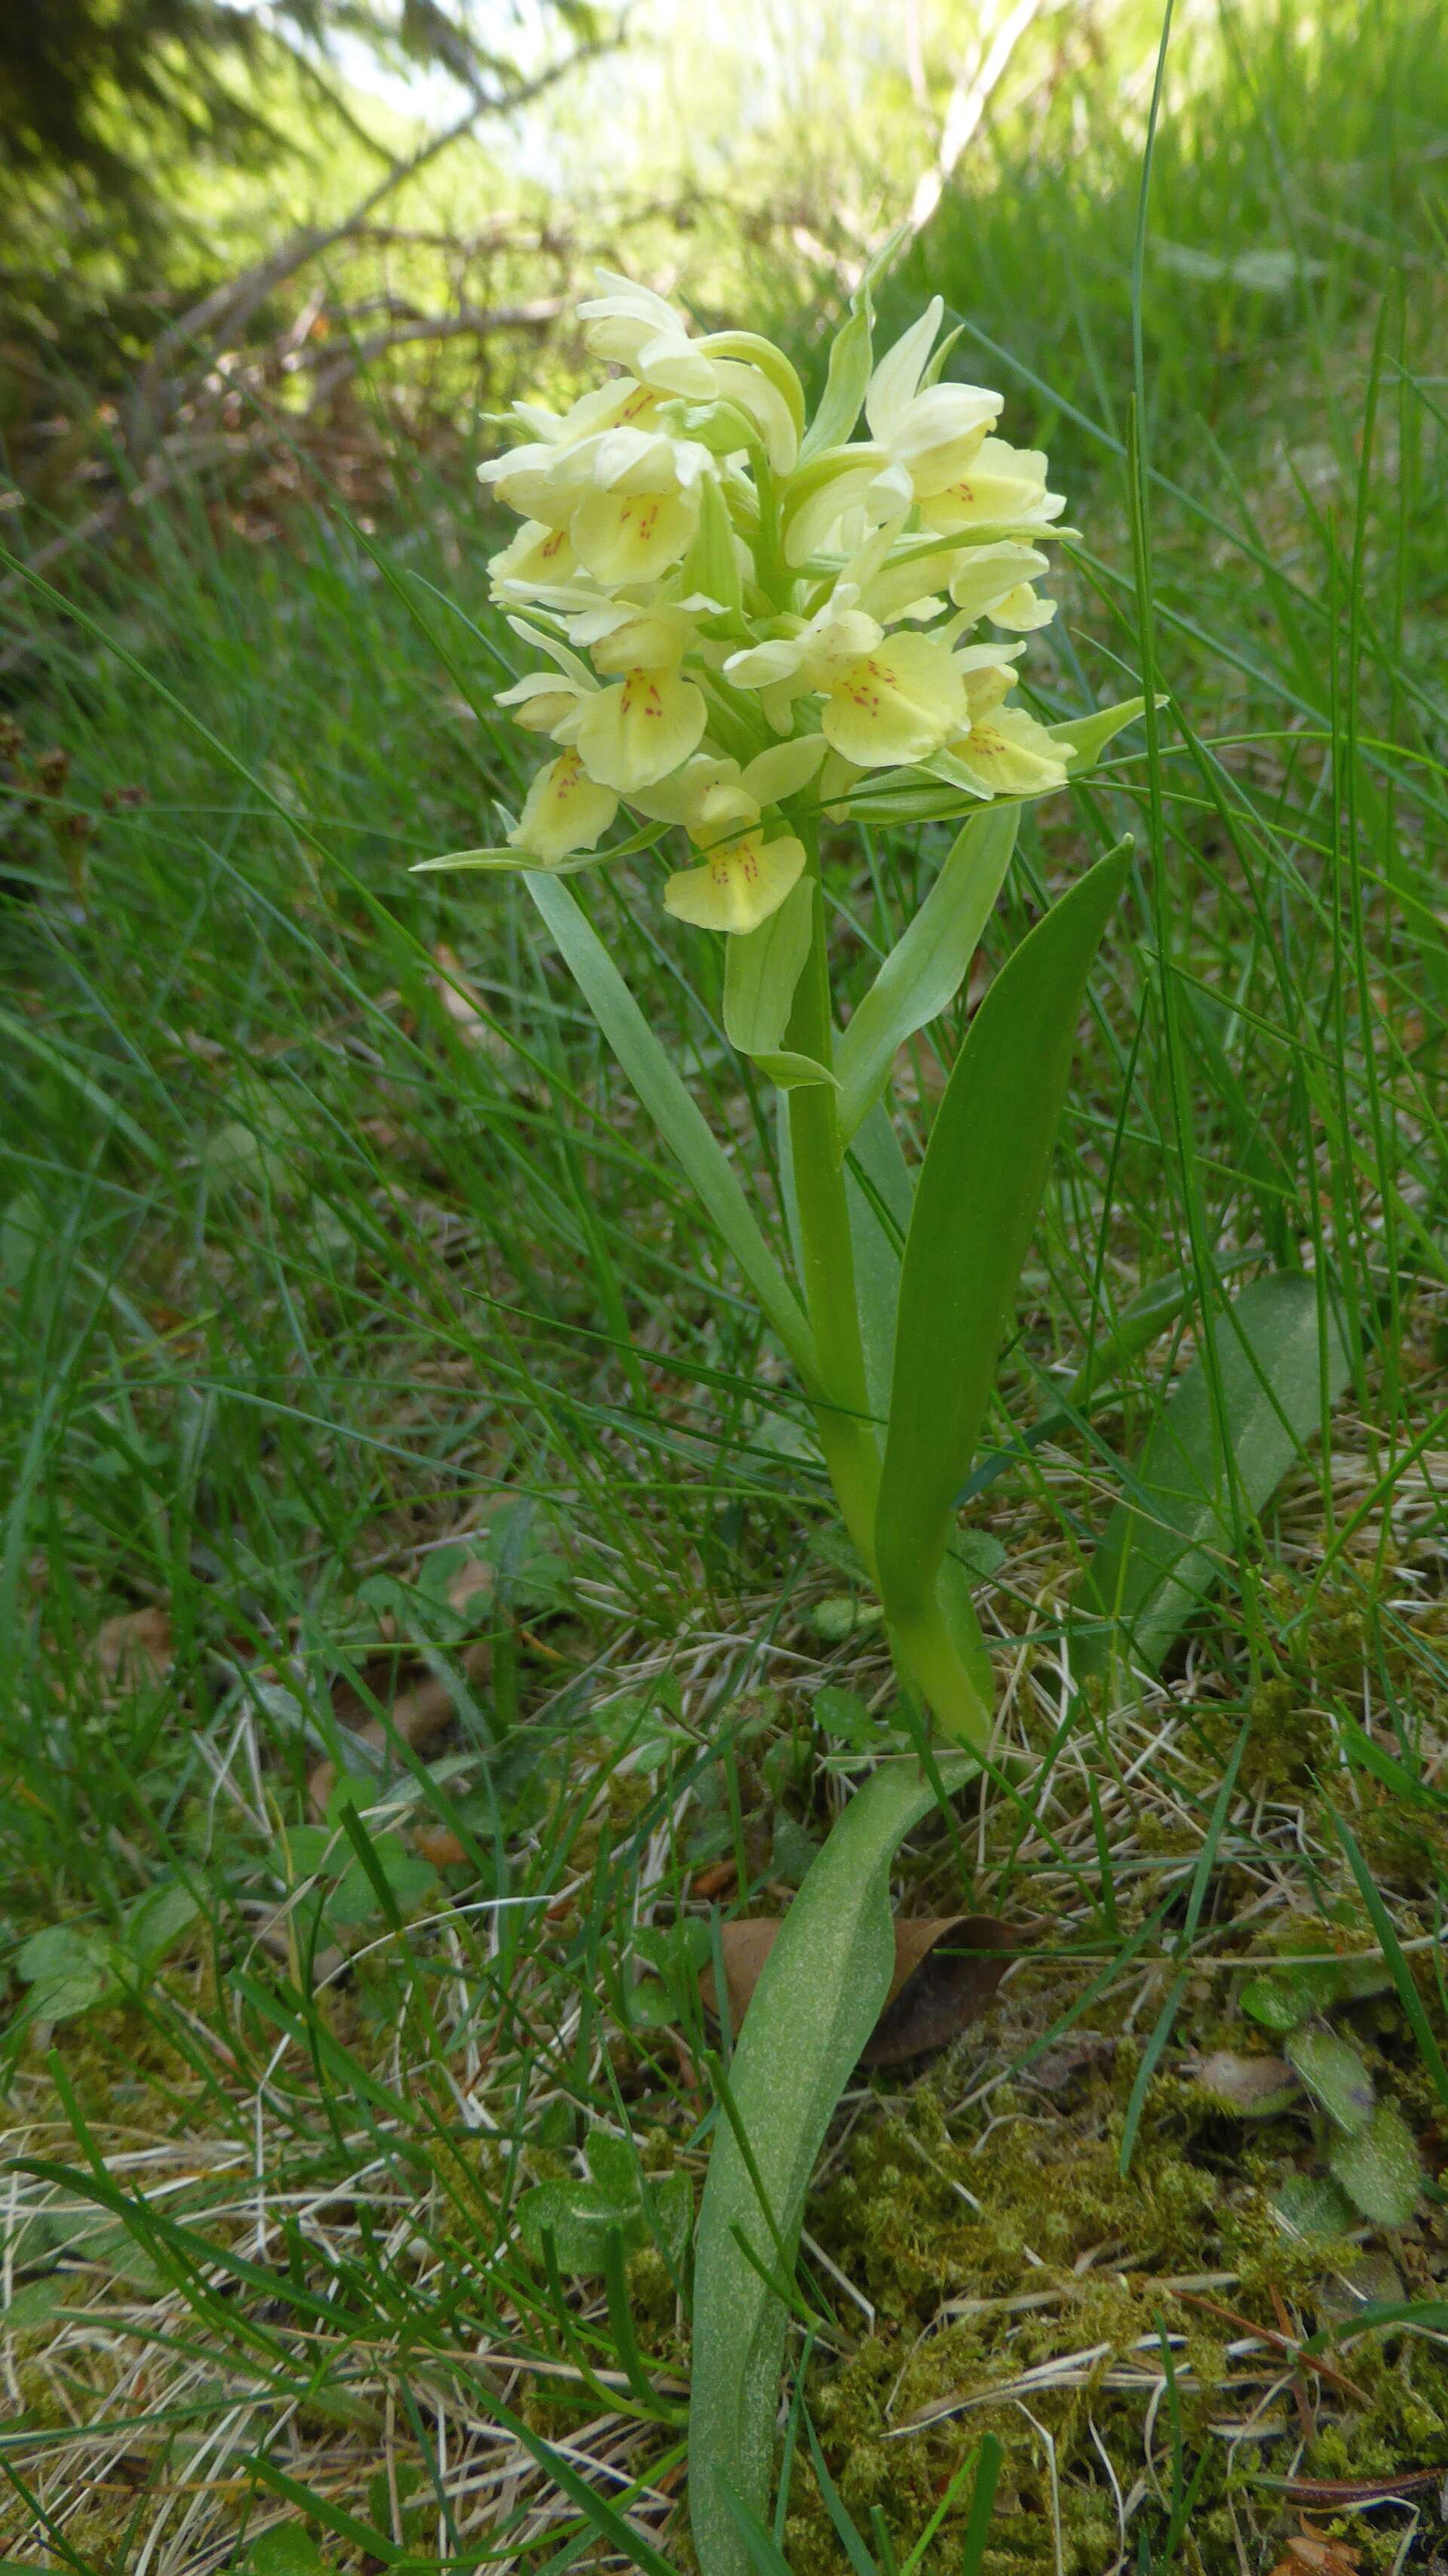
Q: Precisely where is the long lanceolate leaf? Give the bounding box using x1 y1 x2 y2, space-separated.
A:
874 844 1132 1628
526 872 818 1386
689 1754 979 2576
1075 1271 1351 1679
834 802 1021 1145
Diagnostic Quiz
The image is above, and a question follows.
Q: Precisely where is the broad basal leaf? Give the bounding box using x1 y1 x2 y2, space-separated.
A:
689 1753 978 2576
874 845 1130 1626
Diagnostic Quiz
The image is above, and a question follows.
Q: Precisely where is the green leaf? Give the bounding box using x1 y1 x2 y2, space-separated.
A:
834 804 1020 1145
814 1685 874 1748
1050 695 1152 773
1271 2173 1356 2246
873 845 1130 1627
1241 1972 1321 2033
515 2131 692 2277
1286 2029 1376 2135
724 882 814 1065
528 872 817 1384
797 306 873 462
17 1925 101 1986
1075 1272 1352 1679
688 1753 977 2576
1329 2102 1422 2228
250 2526 330 2576
410 846 528 873
122 1880 201 1970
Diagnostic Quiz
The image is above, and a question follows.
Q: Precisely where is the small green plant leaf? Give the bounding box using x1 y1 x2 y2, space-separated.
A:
1271 2173 1356 2246
874 845 1130 1627
1286 2029 1376 2135
813 1686 874 1748
808 1592 881 1642
14 1924 117 2026
689 1752 978 2576
123 1879 201 1969
1240 1972 1321 2032
528 871 817 1382
1329 2102 1422 2228
834 802 1020 1143
516 2131 692 2276
1075 1272 1352 1679
250 2526 330 2576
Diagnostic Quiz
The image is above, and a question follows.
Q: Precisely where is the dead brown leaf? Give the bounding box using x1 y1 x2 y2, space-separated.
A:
701 1915 1020 2066
95 1605 173 1688
308 1636 492 1819
1271 2523 1364 2576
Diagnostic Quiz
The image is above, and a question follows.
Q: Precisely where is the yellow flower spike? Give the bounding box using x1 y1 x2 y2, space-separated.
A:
508 748 618 863
921 434 1066 534
664 830 807 935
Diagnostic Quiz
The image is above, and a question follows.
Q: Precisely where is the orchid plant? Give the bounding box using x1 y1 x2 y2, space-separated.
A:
421 265 1143 2576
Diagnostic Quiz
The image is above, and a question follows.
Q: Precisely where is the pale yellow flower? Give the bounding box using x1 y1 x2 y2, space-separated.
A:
572 605 707 793
864 298 1002 507
664 829 806 934
578 272 802 473
945 540 1057 631
649 741 824 935
494 670 591 738
729 604 965 768
935 666 1069 799
487 520 581 603
921 436 1066 535
508 748 618 863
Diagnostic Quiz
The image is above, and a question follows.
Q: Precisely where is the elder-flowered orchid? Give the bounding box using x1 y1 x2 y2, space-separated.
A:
443 267 1097 931
406 278 1148 2576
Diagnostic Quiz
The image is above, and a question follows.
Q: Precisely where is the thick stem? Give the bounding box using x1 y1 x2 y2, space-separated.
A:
888 1597 993 1751
784 844 880 1564
784 842 993 1753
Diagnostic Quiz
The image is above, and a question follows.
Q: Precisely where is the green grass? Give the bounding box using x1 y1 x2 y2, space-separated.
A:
3 0 1448 2567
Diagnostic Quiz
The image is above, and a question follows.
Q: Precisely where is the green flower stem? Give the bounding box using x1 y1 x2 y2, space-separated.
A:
786 834 993 1753
888 1600 993 1752
785 845 880 1565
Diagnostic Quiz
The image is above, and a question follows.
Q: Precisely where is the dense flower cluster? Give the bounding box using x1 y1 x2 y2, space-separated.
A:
480 274 1071 934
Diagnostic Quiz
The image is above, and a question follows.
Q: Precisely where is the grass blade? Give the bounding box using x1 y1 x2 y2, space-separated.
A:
526 870 818 1383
